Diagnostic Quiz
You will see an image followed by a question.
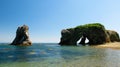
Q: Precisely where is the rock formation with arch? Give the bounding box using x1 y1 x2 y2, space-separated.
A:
59 23 120 46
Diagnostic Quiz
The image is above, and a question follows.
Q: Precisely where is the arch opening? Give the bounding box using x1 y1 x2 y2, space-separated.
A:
77 37 82 45
77 36 89 46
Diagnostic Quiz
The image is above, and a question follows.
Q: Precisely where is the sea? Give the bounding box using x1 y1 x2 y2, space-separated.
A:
0 43 120 67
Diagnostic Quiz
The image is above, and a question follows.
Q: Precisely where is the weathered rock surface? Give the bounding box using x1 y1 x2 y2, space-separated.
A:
59 23 120 46
11 25 32 46
106 30 120 42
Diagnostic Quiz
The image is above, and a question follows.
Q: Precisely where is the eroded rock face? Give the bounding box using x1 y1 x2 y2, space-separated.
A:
59 23 120 46
106 30 120 42
11 25 32 46
59 29 75 45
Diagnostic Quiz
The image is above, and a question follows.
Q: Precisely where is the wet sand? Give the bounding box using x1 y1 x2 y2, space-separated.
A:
93 42 120 49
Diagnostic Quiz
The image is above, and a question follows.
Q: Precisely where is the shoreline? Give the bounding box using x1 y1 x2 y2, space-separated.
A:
93 42 120 49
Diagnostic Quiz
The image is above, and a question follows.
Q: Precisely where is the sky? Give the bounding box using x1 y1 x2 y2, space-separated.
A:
0 0 120 43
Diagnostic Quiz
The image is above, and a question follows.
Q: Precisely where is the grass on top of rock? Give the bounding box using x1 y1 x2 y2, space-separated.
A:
75 23 105 31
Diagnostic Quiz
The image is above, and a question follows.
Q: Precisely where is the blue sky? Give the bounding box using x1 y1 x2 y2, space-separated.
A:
0 0 120 43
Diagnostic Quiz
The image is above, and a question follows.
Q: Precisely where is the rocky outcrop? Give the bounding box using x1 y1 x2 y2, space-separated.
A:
59 23 120 46
11 25 32 46
106 30 120 42
59 28 75 45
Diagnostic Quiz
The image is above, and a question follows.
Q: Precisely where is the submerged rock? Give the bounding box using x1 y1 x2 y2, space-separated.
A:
11 25 32 46
59 23 120 46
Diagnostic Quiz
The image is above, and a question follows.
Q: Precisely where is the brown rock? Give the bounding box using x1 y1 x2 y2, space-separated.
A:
11 25 32 46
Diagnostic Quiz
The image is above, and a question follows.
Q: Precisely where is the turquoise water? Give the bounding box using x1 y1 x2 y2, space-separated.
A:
0 43 120 67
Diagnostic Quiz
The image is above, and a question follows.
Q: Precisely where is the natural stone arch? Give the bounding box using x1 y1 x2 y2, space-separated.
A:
72 23 107 45
59 23 120 46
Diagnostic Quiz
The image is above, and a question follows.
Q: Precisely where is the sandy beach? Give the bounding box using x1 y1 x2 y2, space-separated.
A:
93 42 120 49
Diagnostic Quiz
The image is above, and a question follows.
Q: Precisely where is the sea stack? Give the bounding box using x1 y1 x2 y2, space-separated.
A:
11 25 32 46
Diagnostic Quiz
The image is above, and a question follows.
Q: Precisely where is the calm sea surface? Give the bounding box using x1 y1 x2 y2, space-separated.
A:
0 43 120 67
